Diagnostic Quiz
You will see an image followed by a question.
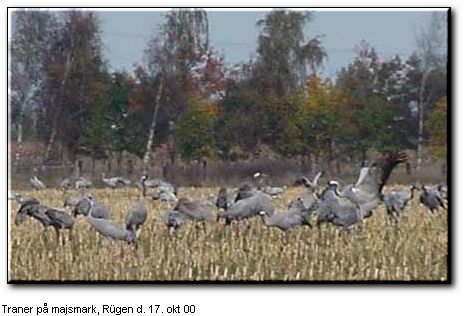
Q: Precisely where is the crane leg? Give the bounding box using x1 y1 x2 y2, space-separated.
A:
283 230 290 243
387 212 398 225
68 228 73 243
234 221 240 237
53 227 61 245
202 222 207 234
41 227 50 246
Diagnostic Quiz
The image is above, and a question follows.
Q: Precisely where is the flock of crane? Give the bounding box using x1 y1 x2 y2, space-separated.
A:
11 152 448 249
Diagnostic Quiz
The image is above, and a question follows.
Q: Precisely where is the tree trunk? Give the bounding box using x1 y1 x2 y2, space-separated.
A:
327 139 334 174
311 153 318 174
127 159 134 176
417 70 430 170
361 150 367 168
405 162 412 175
45 126 57 162
57 143 63 165
117 152 122 169
17 123 23 143
336 158 341 175
107 158 112 172
142 76 164 172
44 53 72 163
73 158 81 178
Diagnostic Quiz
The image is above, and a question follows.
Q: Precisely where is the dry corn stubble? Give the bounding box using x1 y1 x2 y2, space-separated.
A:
8 186 448 281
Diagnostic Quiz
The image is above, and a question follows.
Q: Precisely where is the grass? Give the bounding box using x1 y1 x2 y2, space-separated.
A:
8 186 448 282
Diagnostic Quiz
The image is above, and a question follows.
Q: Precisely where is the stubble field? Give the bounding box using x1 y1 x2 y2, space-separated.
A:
8 186 448 282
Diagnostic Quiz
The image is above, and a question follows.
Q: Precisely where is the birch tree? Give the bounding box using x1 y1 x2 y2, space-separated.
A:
10 10 57 143
415 11 447 168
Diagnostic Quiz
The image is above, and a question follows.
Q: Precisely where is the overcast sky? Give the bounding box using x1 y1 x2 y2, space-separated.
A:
46 10 439 78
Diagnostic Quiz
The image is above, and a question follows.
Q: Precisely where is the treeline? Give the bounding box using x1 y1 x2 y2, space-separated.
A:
10 9 448 171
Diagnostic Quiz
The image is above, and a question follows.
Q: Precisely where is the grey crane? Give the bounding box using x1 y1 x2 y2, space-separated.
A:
259 209 312 233
318 180 339 197
63 193 85 209
15 200 50 227
219 191 275 225
75 177 92 190
234 181 257 202
60 178 71 192
253 172 286 196
419 184 446 214
102 173 131 189
383 184 418 221
260 194 317 233
10 193 40 206
29 175 46 190
263 186 286 196
287 193 319 214
14 199 74 244
163 211 185 234
315 152 407 229
86 212 138 248
152 189 179 203
44 208 75 244
294 171 324 192
73 196 110 219
173 198 215 222
285 171 323 215
314 181 349 227
314 184 365 230
125 176 148 236
315 181 341 225
144 178 177 196
436 184 448 202
215 187 233 211
348 153 406 212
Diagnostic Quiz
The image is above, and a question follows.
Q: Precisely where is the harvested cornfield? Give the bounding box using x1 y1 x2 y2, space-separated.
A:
8 186 448 282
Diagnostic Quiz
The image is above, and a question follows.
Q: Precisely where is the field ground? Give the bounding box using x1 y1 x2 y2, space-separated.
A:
8 186 448 282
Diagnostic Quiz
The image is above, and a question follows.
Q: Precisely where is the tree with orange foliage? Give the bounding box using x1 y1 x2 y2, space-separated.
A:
297 74 348 169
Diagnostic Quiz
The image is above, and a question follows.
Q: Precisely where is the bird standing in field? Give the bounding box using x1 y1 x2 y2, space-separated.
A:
288 171 323 214
102 173 131 189
234 181 257 202
315 152 407 229
294 171 324 192
437 184 448 202
29 168 46 190
60 178 71 193
173 197 216 223
125 175 148 237
73 195 110 219
419 184 446 214
14 199 74 245
219 191 275 225
259 193 316 234
63 194 83 209
215 186 233 211
144 177 177 196
152 189 179 203
253 172 286 197
10 193 40 206
86 212 138 248
77 194 137 247
163 210 184 234
75 177 92 191
259 209 312 235
383 184 418 222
